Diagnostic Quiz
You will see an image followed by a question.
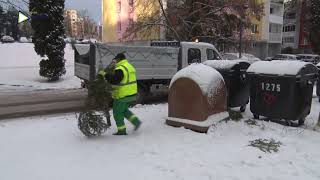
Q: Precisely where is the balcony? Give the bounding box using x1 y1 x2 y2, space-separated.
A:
270 14 283 24
269 1 284 24
269 33 282 43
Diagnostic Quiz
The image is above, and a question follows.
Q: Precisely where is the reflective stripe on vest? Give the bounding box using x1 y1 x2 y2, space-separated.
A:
117 65 137 86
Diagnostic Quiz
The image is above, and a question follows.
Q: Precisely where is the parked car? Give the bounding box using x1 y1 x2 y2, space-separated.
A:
264 57 273 61
296 54 320 65
1 35 15 43
271 54 298 60
19 37 32 43
222 53 261 64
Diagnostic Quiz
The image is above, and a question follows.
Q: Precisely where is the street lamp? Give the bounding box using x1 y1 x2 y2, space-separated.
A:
239 3 249 59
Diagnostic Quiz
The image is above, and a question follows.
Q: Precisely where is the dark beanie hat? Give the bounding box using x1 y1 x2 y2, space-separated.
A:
114 53 126 60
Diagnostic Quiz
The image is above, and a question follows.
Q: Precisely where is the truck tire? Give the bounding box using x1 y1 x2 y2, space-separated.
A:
136 83 150 104
298 118 305 126
81 80 88 88
240 105 246 112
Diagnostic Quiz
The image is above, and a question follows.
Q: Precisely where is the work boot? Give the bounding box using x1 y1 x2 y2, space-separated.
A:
134 121 142 131
113 129 128 136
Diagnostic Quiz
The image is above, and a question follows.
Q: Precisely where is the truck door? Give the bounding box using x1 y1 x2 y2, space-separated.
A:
187 48 202 64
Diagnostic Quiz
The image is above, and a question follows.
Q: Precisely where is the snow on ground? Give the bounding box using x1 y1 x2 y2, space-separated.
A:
0 43 81 92
1 97 320 180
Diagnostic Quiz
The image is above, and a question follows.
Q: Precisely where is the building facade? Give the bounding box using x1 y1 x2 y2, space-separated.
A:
64 9 80 38
101 0 165 43
282 0 312 53
248 0 284 59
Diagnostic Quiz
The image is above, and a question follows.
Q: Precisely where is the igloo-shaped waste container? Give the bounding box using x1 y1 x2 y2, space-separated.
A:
247 60 318 125
166 64 229 133
203 60 251 112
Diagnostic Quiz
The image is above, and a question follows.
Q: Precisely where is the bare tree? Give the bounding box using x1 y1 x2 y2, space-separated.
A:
124 0 264 45
78 9 98 39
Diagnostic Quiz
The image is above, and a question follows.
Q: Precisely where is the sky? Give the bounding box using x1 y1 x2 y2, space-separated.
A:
1 0 102 23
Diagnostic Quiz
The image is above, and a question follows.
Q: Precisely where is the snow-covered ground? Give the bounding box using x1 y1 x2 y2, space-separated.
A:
1 97 320 180
0 43 81 92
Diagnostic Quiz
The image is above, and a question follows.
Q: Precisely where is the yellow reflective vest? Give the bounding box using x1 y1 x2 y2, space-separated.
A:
112 59 138 99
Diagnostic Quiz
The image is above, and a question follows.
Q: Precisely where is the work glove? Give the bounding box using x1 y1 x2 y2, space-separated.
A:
98 70 106 77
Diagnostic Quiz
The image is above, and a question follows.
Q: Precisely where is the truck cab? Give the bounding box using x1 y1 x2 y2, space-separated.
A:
150 41 222 69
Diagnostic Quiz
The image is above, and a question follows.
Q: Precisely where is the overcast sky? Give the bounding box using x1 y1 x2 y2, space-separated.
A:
65 0 101 23
1 0 102 23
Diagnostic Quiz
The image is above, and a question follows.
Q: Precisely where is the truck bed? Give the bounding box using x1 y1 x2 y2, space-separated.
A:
74 43 180 81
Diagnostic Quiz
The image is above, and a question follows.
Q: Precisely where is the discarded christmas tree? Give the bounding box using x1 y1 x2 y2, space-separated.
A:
29 0 66 81
78 72 113 137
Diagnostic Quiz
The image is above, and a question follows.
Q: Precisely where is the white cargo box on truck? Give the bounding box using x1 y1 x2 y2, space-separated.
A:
74 41 222 90
74 43 179 82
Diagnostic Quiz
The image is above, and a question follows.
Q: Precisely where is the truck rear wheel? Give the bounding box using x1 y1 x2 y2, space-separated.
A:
136 83 150 104
298 118 305 126
240 105 246 112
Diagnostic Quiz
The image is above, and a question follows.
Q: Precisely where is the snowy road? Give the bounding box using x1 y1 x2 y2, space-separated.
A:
0 88 87 119
0 97 320 180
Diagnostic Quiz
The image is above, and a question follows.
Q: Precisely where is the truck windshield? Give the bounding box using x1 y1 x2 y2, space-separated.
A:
207 49 221 60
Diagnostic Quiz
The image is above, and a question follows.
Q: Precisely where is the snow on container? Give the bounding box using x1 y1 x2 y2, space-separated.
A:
167 63 228 133
247 60 318 125
204 60 251 112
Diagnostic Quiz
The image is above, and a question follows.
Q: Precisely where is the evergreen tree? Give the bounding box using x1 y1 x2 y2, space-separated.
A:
310 0 320 54
0 5 4 36
29 0 66 81
6 6 20 40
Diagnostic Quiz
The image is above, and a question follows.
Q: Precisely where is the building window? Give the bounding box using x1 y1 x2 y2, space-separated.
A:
117 1 121 13
283 37 295 43
269 23 282 33
304 37 310 45
283 25 296 32
251 24 258 34
117 15 121 32
270 8 274 14
286 13 296 19
129 0 134 6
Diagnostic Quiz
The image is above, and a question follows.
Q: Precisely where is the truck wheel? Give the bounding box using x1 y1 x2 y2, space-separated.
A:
81 80 88 88
254 114 259 119
240 105 246 112
136 84 150 104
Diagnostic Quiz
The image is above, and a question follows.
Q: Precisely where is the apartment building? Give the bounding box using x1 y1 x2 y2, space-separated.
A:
64 9 80 38
101 0 165 42
249 0 285 59
282 0 312 53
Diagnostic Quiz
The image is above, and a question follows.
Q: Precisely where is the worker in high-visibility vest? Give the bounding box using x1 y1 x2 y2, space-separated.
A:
99 53 142 135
